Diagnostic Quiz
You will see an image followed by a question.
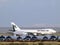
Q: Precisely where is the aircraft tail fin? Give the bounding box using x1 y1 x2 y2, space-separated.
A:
11 22 21 31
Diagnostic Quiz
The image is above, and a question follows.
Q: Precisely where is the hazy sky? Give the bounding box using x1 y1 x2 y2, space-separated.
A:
0 0 60 27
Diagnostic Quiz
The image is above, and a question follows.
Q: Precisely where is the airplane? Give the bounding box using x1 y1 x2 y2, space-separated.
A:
9 22 56 36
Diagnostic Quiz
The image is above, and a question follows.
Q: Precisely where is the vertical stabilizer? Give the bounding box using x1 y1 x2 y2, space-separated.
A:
11 22 21 31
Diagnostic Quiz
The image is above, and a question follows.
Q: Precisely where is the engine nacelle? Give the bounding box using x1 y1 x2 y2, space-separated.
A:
33 33 37 35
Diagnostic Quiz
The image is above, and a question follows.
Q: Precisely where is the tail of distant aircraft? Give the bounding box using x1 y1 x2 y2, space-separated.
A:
11 22 21 31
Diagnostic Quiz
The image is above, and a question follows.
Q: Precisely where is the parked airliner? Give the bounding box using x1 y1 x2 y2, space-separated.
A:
10 22 56 36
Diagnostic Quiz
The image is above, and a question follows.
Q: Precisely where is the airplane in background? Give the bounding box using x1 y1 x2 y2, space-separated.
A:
9 22 56 36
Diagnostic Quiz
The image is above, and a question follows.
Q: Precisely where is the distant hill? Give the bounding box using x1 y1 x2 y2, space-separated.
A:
32 24 60 27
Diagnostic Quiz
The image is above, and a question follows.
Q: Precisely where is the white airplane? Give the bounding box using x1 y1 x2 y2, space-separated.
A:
10 22 56 36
